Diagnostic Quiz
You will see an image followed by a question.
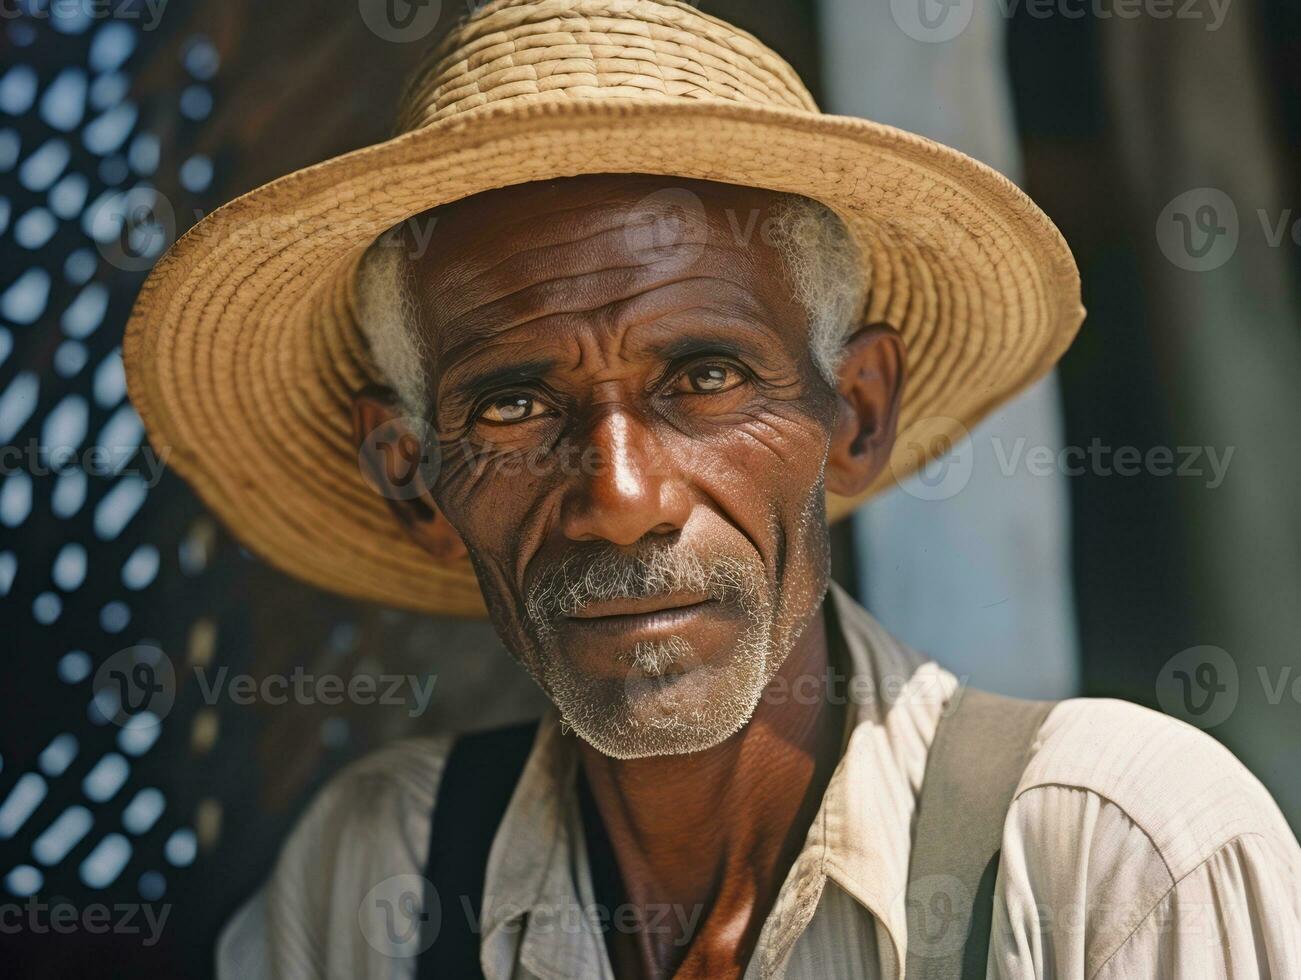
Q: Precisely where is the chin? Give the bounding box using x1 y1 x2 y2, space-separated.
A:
541 629 778 760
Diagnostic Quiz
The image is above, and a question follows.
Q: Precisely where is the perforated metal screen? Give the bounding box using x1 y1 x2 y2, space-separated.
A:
1 0 227 910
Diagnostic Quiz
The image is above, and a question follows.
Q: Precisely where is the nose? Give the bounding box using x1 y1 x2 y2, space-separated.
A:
559 406 691 546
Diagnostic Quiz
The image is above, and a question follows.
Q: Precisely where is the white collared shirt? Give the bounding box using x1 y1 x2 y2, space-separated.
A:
218 585 1301 979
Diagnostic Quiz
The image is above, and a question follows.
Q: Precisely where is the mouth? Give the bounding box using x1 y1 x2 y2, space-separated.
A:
563 594 713 634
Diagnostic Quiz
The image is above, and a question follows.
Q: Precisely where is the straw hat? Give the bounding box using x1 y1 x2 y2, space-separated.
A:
124 0 1084 617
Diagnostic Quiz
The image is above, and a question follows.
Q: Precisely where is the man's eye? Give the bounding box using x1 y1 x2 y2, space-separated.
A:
672 362 744 394
477 394 549 424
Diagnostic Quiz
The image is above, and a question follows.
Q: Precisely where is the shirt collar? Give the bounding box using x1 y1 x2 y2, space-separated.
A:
479 583 956 980
479 712 607 980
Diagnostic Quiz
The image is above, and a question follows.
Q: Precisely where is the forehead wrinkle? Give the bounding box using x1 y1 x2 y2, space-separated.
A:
437 181 685 259
584 284 792 373
430 250 769 361
426 256 645 356
416 185 717 321
426 262 648 373
605 279 785 337
431 235 749 332
442 272 783 373
424 222 634 329
410 174 794 317
469 215 646 285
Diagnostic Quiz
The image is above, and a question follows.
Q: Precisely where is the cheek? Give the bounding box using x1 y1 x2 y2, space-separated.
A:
678 406 833 576
686 406 831 510
434 440 560 579
445 477 544 655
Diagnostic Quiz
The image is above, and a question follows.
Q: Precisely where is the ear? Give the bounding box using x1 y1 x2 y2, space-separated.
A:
825 324 906 498
352 387 468 564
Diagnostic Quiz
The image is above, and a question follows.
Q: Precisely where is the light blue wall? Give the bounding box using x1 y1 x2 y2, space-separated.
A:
820 0 1080 697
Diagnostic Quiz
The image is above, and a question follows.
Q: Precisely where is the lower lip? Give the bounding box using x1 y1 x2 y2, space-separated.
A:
562 600 714 636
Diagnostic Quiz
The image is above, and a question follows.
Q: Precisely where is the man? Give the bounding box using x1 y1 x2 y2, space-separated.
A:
124 1 1300 977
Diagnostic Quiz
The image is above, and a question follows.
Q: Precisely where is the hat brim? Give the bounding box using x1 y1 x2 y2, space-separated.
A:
124 96 1084 617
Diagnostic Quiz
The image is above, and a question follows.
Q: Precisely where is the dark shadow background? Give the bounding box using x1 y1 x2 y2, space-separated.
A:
1 0 1297 976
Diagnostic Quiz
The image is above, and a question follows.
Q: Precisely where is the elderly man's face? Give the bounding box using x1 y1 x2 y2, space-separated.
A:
356 175 902 758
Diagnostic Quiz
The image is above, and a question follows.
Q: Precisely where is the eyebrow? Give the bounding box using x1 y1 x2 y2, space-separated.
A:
652 334 756 364
437 357 561 406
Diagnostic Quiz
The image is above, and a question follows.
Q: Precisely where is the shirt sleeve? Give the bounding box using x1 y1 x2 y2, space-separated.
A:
1092 831 1301 980
990 699 1301 980
214 736 451 980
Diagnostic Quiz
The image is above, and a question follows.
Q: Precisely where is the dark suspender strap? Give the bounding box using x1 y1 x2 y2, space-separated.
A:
417 721 539 980
905 689 1057 979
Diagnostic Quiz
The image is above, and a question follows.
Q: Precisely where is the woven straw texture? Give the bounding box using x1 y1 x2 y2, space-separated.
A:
123 0 1085 616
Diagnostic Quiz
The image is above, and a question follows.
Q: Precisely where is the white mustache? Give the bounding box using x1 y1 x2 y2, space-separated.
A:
525 544 762 629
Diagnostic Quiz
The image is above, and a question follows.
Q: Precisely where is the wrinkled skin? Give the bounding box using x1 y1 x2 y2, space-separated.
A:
354 174 904 979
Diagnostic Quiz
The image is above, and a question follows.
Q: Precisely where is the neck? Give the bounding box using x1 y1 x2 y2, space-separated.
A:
576 601 843 978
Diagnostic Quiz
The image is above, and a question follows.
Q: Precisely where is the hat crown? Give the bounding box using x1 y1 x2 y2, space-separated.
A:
395 0 818 134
